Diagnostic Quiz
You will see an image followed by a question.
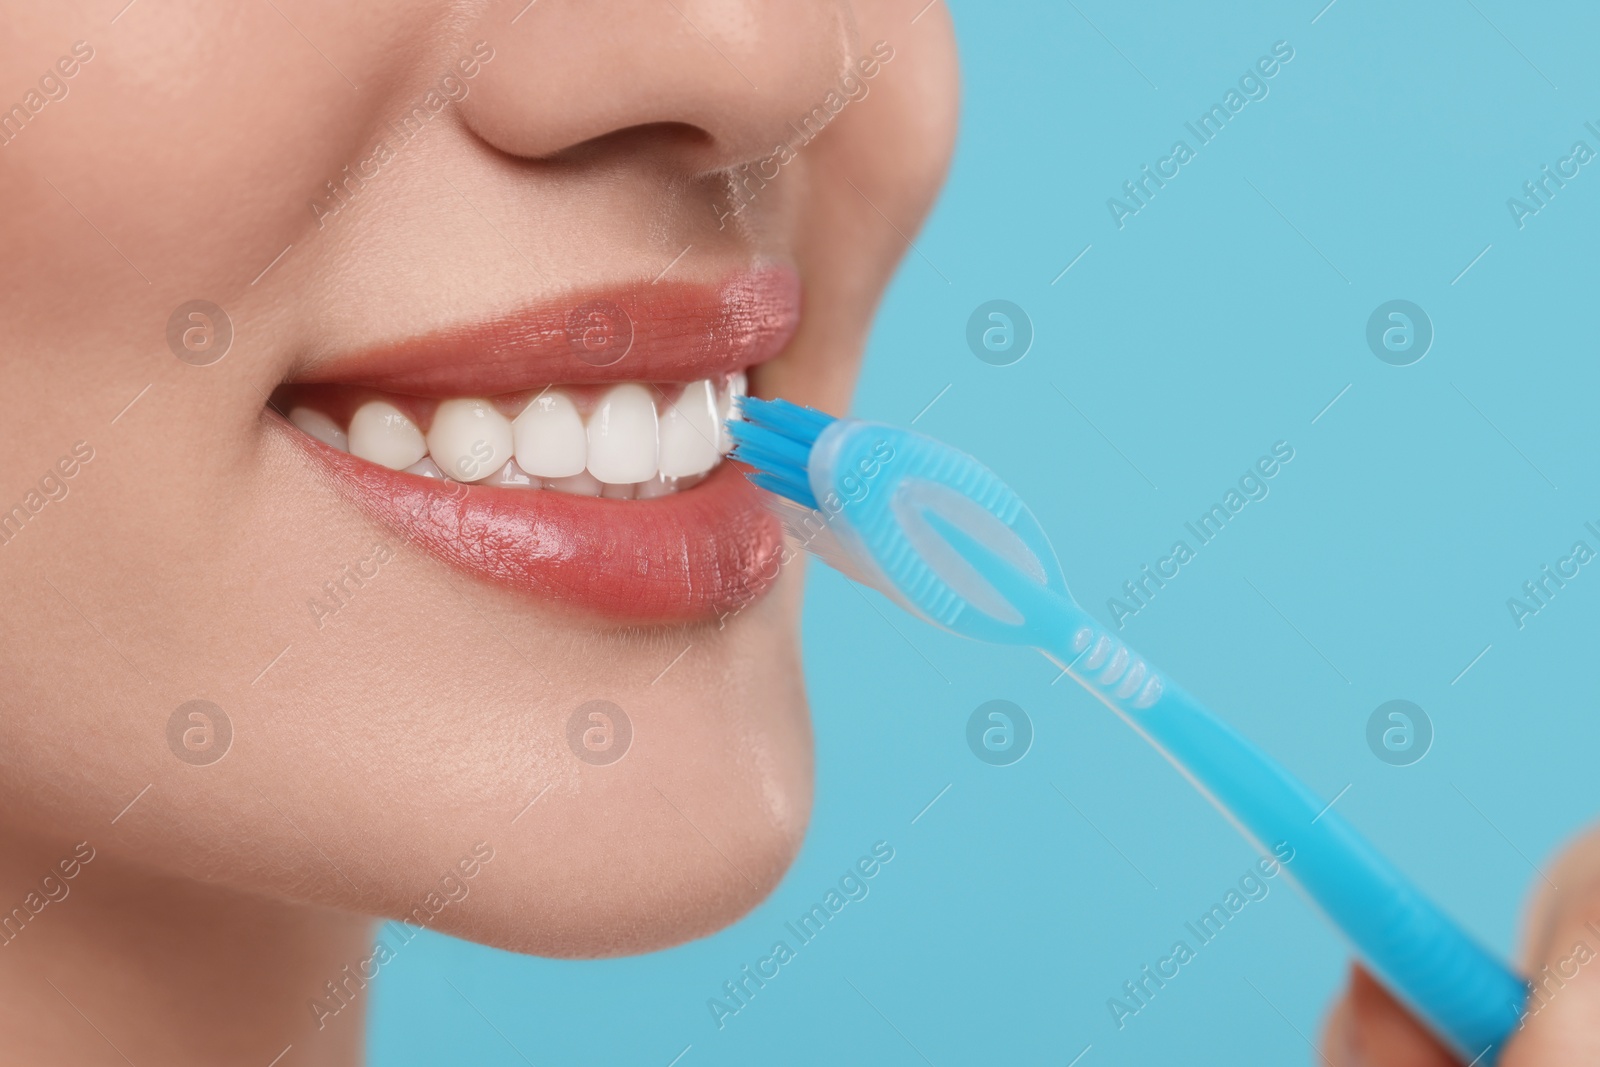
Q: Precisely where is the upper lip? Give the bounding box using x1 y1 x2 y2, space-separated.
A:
291 265 801 396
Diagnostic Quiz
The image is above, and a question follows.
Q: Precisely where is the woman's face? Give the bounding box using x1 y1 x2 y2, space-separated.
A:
0 1 956 955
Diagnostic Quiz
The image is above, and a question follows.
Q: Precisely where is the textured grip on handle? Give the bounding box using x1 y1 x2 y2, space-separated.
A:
1355 870 1529 1060
1063 624 1164 708
1047 618 1527 1064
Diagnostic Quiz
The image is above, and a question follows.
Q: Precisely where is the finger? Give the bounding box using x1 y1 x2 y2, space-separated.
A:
1319 965 1457 1067
1519 824 1600 970
1501 826 1600 1065
1320 991 1359 1066
1501 913 1600 1064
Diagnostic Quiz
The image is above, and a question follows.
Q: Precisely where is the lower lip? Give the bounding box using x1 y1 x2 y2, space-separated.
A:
284 422 785 623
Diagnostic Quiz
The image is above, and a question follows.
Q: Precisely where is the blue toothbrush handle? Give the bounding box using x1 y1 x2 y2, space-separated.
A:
1046 619 1527 1063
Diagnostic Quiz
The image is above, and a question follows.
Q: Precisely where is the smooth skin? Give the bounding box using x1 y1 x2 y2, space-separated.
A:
0 1 957 1063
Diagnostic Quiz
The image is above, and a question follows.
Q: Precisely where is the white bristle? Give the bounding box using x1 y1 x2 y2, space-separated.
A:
762 494 876 586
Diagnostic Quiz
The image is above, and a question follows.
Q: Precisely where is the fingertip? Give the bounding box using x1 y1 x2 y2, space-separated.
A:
1322 965 1458 1067
1319 989 1358 1066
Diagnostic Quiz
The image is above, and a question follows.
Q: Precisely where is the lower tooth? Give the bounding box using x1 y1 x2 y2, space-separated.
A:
636 475 678 500
487 459 539 488
600 482 636 500
544 471 604 497
403 457 448 479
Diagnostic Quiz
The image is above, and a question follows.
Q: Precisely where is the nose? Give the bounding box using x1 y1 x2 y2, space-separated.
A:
456 0 859 170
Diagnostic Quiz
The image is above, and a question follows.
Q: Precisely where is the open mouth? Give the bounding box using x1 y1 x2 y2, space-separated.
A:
273 267 799 623
277 375 747 497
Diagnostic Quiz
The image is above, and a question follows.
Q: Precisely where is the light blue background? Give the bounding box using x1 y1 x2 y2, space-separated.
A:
373 2 1600 1062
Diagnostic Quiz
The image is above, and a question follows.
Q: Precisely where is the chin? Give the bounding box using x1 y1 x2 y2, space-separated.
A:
446 604 816 959
294 563 815 960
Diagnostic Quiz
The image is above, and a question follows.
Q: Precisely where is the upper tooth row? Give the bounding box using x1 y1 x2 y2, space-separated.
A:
291 375 746 486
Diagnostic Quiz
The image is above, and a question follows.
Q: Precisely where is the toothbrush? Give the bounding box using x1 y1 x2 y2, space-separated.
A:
730 397 1528 1064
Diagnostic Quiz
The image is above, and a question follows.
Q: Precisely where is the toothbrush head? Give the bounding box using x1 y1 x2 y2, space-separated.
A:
724 396 832 511
730 397 1079 646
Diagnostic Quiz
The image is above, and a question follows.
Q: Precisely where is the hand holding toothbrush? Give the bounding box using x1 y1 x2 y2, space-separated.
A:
1325 825 1600 1065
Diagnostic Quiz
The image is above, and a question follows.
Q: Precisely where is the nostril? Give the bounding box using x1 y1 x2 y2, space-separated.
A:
531 121 716 169
453 0 862 170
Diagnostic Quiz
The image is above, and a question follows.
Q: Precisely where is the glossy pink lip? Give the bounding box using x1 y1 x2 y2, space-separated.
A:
298 267 801 396
297 437 785 622
281 267 797 623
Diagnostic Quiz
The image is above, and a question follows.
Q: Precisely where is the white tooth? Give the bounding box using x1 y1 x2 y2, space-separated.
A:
427 398 514 483
586 383 658 485
716 370 748 453
658 379 720 478
487 459 539 488
512 391 587 478
348 400 426 470
636 475 679 500
289 407 347 452
403 457 447 479
544 471 603 497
